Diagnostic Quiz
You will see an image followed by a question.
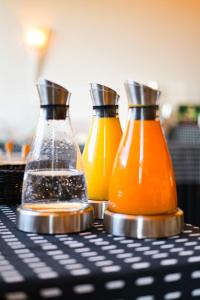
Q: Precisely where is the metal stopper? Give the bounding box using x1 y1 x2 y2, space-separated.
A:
124 80 161 107
90 83 119 106
36 79 71 106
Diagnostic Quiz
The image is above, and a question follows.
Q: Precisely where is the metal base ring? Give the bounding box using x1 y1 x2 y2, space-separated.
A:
104 209 184 239
17 205 94 234
88 199 108 219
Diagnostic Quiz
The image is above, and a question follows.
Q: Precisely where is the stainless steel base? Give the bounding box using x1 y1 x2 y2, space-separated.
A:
88 199 108 219
17 205 94 234
104 209 184 239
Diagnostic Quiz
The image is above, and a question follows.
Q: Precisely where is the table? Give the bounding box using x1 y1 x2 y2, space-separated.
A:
0 206 200 300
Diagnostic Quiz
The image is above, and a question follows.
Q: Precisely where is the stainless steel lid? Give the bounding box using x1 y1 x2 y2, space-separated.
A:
36 79 71 106
124 80 161 106
90 83 119 106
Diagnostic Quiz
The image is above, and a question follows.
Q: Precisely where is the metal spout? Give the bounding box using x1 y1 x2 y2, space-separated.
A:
90 83 119 106
124 80 161 106
36 79 71 106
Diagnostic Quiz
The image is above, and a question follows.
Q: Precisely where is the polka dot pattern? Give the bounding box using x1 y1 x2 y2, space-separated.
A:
0 206 200 299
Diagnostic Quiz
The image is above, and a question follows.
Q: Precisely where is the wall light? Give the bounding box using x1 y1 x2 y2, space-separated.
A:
25 28 49 49
24 27 52 79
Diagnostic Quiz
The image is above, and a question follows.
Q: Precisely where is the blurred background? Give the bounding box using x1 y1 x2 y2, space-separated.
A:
1 0 200 225
0 0 200 145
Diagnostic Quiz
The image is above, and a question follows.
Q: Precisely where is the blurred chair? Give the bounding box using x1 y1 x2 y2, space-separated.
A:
168 124 200 226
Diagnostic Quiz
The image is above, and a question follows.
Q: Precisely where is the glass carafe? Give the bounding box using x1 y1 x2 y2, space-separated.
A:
104 81 183 238
17 79 93 234
83 83 122 218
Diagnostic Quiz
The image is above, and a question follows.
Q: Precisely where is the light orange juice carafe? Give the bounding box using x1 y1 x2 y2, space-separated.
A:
104 81 184 238
83 83 122 218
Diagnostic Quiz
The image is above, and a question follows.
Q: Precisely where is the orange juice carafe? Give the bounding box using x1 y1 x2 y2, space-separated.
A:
104 81 184 238
83 83 122 218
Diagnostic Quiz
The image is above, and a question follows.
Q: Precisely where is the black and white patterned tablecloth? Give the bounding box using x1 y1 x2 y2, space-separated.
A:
1 206 200 300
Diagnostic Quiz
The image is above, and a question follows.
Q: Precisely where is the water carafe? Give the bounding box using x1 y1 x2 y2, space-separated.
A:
17 79 93 234
104 81 183 238
83 83 122 218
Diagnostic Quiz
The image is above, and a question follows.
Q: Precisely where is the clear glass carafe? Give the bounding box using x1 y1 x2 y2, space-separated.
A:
17 79 93 234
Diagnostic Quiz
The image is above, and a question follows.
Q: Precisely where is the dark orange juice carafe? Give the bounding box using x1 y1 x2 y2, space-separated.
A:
83 83 122 219
104 81 184 238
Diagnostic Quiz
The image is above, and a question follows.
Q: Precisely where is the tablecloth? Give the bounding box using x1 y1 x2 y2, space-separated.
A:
0 206 200 300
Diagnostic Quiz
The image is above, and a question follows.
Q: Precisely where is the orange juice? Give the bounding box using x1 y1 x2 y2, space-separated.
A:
108 116 177 215
83 116 122 200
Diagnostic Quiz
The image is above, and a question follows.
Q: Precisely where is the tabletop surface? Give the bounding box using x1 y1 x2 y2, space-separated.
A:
0 206 200 300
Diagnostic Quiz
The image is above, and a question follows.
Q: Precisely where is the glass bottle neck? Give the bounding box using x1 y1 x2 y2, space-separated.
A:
128 106 159 120
93 106 118 118
40 106 69 120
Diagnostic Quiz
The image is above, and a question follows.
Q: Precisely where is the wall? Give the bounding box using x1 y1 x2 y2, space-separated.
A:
0 0 200 142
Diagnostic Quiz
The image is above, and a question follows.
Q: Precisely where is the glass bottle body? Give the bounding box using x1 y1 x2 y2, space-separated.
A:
108 107 177 215
22 108 87 212
83 107 122 201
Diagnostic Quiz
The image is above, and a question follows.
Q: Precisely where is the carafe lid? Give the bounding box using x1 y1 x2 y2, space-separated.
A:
124 80 161 106
36 79 71 106
90 83 119 106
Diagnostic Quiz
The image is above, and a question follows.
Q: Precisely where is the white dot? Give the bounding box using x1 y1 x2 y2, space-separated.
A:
88 256 105 262
47 250 62 256
170 248 184 253
164 273 182 282
81 251 98 257
95 260 113 267
189 233 200 237
191 271 200 279
175 238 188 243
136 296 154 300
161 244 174 249
117 253 132 259
124 257 141 263
69 242 84 248
73 284 94 294
160 259 178 266
120 239 135 244
59 259 77 265
40 287 62 298
184 241 198 246
152 241 165 245
132 262 150 269
153 253 168 259
102 245 116 250
189 256 200 263
75 247 90 253
38 272 58 279
53 254 69 260
164 291 182 299
65 264 83 270
71 268 91 276
135 276 154 286
127 243 142 248
135 247 150 252
3 275 24 283
5 292 27 300
102 265 121 273
95 241 109 246
105 280 125 290
192 288 200 296
179 250 194 256
109 249 124 254
144 250 159 256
